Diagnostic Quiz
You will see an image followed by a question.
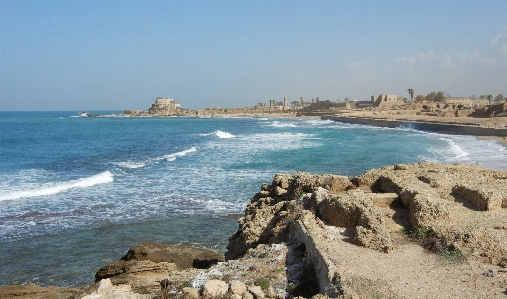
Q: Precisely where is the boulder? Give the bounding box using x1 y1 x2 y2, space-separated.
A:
120 242 224 269
202 280 228 298
229 281 247 295
248 285 265 299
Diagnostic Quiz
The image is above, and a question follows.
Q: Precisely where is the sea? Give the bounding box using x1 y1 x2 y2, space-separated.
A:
1 111 506 288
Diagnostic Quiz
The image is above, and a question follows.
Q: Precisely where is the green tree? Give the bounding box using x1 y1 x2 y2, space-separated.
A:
434 91 445 102
487 94 493 106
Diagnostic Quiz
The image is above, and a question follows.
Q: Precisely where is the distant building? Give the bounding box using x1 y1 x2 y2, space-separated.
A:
445 97 488 107
155 97 181 111
371 94 398 106
148 97 181 115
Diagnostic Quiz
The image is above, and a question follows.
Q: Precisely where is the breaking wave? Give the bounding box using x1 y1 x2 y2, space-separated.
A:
214 130 235 138
267 121 297 128
199 130 235 138
113 147 197 170
0 171 114 201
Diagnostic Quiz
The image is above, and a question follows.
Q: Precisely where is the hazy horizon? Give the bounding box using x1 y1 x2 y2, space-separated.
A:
1 0 506 111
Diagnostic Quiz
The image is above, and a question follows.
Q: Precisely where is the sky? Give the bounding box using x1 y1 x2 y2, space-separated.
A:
1 0 506 111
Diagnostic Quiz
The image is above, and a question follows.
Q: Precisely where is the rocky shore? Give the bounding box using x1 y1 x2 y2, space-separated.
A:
1 163 506 298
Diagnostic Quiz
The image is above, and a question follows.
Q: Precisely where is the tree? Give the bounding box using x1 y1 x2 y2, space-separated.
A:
415 95 425 102
494 94 505 104
426 92 437 102
426 91 445 102
487 94 492 106
407 89 414 102
344 97 350 103
435 91 445 102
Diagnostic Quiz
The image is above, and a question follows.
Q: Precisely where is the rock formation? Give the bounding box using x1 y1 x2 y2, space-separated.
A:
2 162 506 298
94 242 224 294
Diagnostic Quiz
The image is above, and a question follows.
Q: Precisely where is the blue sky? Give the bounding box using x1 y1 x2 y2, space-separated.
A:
1 0 506 111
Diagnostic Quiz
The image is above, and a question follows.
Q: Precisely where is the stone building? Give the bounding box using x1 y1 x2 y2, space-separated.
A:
155 97 180 111
371 94 397 106
148 97 181 115
445 97 488 107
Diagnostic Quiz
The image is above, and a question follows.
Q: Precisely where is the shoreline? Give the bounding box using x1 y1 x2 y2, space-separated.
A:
320 114 507 149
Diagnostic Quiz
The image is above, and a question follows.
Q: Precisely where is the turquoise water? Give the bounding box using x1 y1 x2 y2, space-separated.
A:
1 111 506 287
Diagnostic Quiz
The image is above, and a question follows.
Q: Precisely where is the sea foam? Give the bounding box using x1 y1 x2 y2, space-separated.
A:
214 130 235 138
267 121 297 128
0 171 114 201
160 147 198 161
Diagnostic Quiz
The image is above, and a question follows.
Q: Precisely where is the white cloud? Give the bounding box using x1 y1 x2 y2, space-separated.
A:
389 27 507 97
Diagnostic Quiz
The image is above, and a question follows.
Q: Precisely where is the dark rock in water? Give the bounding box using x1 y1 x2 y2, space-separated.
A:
119 241 224 269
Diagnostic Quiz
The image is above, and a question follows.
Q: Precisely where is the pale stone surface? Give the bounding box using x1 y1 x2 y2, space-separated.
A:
202 280 228 298
242 291 254 299
182 287 199 299
229 281 247 295
247 286 265 299
97 278 113 294
81 279 148 299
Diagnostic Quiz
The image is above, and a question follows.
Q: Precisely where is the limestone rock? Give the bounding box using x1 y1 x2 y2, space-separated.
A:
0 283 82 299
81 278 149 299
229 281 247 295
120 242 224 269
248 285 265 299
452 184 507 210
202 280 228 298
182 287 200 299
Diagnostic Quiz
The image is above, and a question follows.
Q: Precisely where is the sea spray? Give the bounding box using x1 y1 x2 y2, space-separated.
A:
0 171 114 201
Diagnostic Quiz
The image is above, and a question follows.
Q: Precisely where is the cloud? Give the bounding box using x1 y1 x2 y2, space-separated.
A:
391 27 507 96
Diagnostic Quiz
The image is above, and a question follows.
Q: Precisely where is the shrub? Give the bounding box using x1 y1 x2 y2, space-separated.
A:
439 247 463 261
254 278 270 290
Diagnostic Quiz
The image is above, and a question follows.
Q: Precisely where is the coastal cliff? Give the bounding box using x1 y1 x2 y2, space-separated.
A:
1 163 506 298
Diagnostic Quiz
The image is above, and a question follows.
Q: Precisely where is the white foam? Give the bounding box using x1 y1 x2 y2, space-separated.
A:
0 171 114 201
423 134 507 170
267 121 297 128
113 161 147 169
113 147 198 170
439 137 469 160
214 130 235 138
160 147 198 161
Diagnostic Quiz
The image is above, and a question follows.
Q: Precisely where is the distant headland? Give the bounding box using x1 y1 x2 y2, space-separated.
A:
83 92 507 136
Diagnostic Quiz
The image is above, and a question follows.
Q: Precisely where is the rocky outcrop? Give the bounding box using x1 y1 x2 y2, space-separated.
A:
353 162 507 265
94 242 223 294
225 172 353 260
4 163 506 299
227 162 507 293
0 283 83 299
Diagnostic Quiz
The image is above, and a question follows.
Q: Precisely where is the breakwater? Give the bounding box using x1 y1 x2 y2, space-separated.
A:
322 115 507 137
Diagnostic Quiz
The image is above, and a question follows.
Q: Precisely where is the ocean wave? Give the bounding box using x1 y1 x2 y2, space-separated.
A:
113 161 147 170
113 147 198 170
198 131 235 138
214 130 235 138
155 196 245 215
159 147 198 161
438 137 469 159
0 171 114 201
267 121 297 128
424 134 507 170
